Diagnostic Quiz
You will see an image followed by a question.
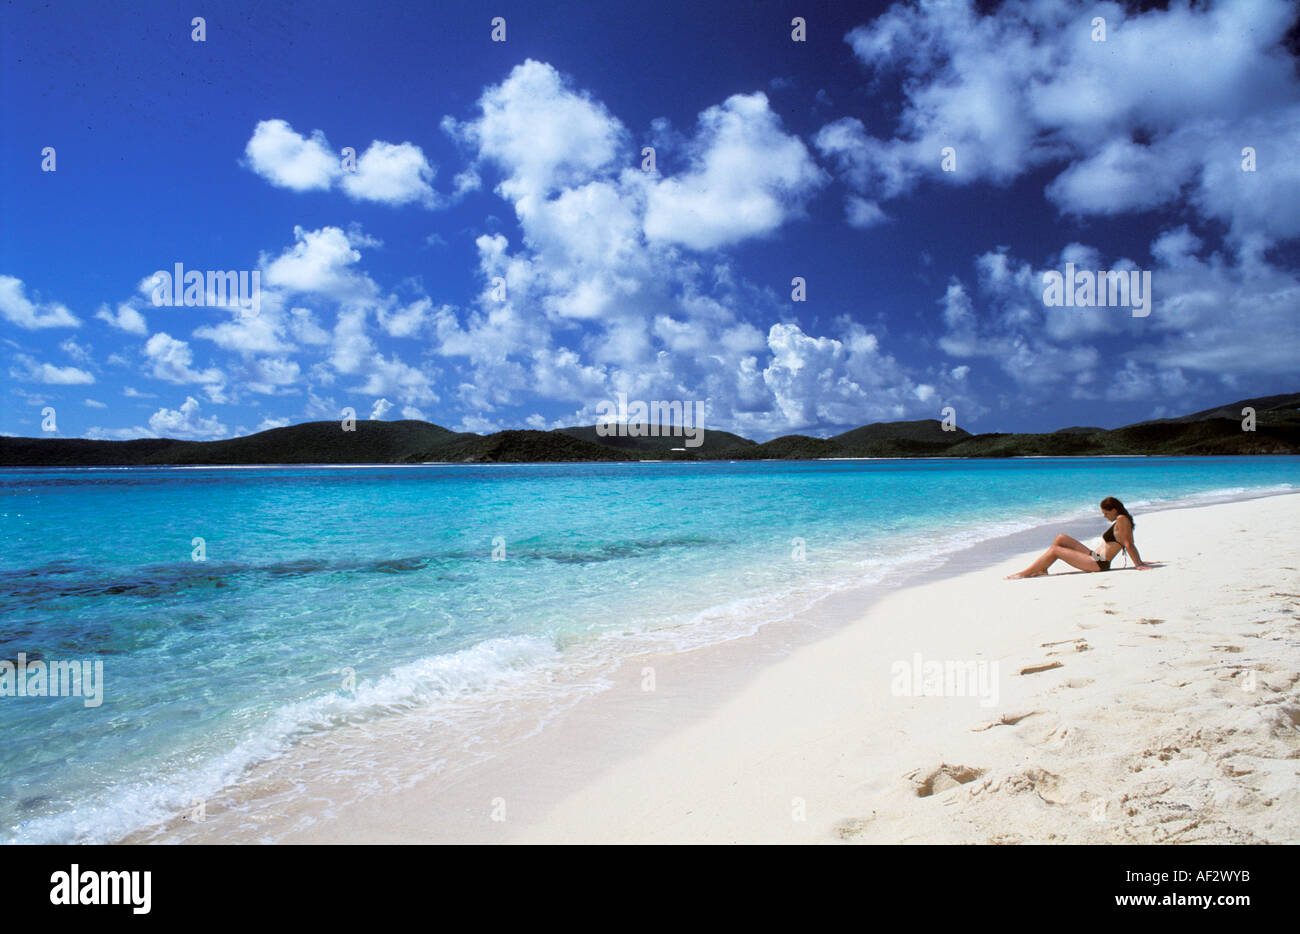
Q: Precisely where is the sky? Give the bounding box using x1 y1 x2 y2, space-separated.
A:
1 0 1298 442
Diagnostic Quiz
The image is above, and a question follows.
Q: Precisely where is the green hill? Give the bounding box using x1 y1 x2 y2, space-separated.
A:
0 420 464 466
727 419 972 459
556 424 756 457
167 419 468 464
830 418 971 447
0 436 199 466
2 392 1296 465
726 435 844 459
415 429 626 463
1129 392 1300 426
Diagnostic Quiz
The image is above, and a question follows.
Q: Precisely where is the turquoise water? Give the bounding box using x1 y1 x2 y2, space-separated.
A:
1 456 1296 842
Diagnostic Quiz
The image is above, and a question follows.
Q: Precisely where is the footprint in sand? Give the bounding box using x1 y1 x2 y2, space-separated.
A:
976 767 1069 805
907 764 985 797
833 815 875 839
1138 618 1165 625
970 710 1041 731
1274 704 1300 729
1043 638 1091 656
1130 743 1186 771
1241 628 1281 640
1011 767 1070 804
1011 711 1070 750
988 832 1026 844
1019 661 1064 676
1220 758 1255 778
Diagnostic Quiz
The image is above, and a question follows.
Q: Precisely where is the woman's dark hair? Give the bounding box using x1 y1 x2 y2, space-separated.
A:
1100 496 1134 526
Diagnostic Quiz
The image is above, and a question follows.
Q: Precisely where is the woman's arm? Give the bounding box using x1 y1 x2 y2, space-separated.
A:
1116 517 1150 569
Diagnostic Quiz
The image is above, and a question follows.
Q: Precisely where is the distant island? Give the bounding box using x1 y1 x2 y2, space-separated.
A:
2 392 1297 466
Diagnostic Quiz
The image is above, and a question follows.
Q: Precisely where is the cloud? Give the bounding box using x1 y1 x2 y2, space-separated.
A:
94 301 148 335
1045 136 1193 215
0 276 80 329
244 119 338 191
370 397 393 419
377 297 442 338
60 338 93 365
10 355 94 385
845 195 889 229
262 225 378 300
330 307 373 376
529 347 608 400
74 59 1019 442
642 91 829 250
193 306 293 356
244 119 442 207
443 59 627 203
428 60 911 437
84 425 155 440
288 307 331 345
321 298 438 406
821 0 1300 250
240 356 302 394
144 333 225 388
148 396 228 439
935 231 1300 397
457 414 499 434
759 321 922 431
341 141 439 207
356 355 437 405
193 226 384 359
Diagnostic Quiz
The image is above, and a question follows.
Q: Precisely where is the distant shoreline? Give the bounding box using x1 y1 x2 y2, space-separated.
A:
3 391 1297 466
2 452 1297 469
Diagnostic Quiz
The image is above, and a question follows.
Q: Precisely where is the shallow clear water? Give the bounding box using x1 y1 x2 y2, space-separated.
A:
1 456 1296 842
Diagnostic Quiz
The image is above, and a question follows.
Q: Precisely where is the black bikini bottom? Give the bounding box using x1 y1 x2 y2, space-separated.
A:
1089 550 1111 571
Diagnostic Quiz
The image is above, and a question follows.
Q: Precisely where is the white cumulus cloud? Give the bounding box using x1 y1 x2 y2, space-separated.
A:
0 276 80 329
148 396 228 439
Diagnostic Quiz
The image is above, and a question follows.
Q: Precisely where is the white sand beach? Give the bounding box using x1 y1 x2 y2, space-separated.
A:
490 493 1300 844
499 494 1300 842
138 493 1300 844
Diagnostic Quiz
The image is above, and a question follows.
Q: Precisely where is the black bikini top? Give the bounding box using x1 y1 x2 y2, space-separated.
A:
1103 520 1117 543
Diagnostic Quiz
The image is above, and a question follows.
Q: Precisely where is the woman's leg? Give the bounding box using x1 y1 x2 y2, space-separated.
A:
1007 543 1103 579
1052 533 1091 554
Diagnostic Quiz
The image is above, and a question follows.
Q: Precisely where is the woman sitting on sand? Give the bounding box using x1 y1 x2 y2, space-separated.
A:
1006 496 1151 579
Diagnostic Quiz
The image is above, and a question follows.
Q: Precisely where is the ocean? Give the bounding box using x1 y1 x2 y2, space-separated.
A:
1 456 1296 843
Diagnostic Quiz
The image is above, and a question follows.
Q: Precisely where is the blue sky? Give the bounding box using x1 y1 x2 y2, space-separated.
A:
2 0 1298 442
